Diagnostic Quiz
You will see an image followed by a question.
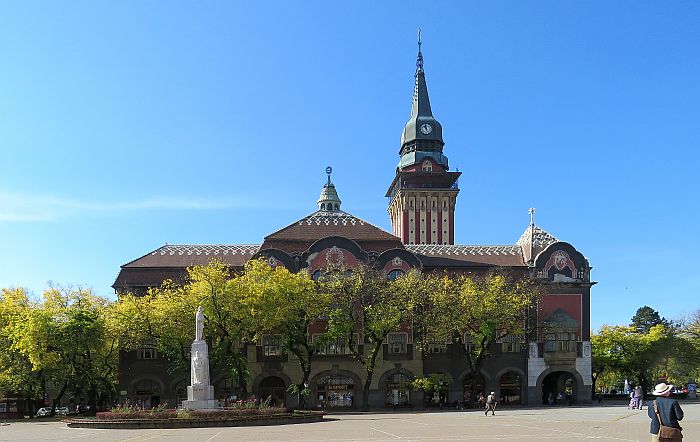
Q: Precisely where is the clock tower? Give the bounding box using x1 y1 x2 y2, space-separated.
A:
386 33 461 245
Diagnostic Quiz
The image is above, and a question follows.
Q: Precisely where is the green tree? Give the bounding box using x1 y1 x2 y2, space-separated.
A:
630 305 667 334
591 323 691 397
323 265 419 411
417 272 540 398
241 259 328 408
111 260 254 399
5 286 117 415
0 288 44 412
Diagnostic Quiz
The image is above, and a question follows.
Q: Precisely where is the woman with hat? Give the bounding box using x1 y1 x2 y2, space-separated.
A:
647 382 684 441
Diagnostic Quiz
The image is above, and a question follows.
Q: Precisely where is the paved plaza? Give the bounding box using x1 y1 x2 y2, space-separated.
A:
1 404 699 442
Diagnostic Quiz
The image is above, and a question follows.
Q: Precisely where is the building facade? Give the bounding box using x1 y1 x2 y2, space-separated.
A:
114 43 594 410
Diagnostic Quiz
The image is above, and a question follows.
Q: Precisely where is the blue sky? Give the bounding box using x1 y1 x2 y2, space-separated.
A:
0 1 698 331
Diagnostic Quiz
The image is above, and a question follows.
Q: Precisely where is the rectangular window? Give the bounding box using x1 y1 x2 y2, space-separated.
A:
136 340 158 360
263 335 283 357
501 334 521 353
545 330 577 352
315 335 355 355
426 334 447 354
388 333 407 354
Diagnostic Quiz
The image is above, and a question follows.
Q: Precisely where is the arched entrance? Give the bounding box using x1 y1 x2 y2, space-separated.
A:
499 371 522 405
462 373 485 406
385 372 411 407
542 371 576 405
259 376 286 406
316 374 355 408
133 379 161 409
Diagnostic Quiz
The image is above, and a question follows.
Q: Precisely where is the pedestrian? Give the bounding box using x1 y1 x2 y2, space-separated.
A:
548 392 554 406
647 382 683 442
635 385 644 410
485 391 497 416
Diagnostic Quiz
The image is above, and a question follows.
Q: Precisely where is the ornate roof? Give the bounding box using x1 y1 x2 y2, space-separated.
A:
407 244 526 267
516 225 558 249
122 244 260 268
261 210 403 253
407 244 521 256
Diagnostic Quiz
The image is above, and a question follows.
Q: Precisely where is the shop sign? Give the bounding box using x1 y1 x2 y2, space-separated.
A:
324 384 351 391
386 383 407 389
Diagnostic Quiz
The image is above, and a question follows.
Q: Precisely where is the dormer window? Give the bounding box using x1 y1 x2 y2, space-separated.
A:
422 160 432 172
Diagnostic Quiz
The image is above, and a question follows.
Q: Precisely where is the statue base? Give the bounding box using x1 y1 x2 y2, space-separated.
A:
182 384 218 409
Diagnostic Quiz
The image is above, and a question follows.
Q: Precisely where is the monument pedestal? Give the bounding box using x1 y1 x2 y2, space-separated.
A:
181 338 219 409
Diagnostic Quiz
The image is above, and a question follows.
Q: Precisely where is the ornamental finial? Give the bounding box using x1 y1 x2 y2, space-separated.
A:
528 207 536 226
326 166 332 185
416 28 423 72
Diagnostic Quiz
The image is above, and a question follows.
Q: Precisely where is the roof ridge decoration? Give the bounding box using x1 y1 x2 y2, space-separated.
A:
406 244 521 256
153 244 261 256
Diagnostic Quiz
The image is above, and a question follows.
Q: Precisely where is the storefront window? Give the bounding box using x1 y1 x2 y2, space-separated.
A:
317 375 354 408
385 372 411 406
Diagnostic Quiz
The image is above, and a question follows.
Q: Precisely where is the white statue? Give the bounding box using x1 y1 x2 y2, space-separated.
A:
183 306 218 409
195 306 205 341
191 350 209 385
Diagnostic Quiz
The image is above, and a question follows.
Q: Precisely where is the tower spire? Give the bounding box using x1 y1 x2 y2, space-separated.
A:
416 28 423 72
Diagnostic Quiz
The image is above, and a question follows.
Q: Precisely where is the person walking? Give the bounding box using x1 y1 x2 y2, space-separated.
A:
647 382 683 442
635 385 644 410
485 391 497 416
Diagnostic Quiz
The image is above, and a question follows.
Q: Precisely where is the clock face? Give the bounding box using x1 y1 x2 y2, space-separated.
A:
420 123 433 135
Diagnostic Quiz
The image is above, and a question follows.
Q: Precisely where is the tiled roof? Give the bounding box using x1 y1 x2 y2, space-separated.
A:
407 244 521 256
516 225 558 248
407 244 526 267
122 244 260 268
261 210 403 253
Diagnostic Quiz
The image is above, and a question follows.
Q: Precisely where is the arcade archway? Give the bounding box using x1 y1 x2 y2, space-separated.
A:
499 371 522 405
259 376 286 406
542 371 576 405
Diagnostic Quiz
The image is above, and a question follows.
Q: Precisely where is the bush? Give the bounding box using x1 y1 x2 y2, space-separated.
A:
95 405 288 421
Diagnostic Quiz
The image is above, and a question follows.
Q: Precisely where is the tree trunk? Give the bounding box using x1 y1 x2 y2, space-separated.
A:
361 343 382 411
51 380 68 417
87 386 97 416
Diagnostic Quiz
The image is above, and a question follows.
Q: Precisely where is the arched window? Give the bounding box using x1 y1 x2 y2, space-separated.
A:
321 203 326 210
334 204 339 210
387 269 405 281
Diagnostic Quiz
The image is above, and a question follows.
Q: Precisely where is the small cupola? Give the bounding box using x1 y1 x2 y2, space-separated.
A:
317 166 342 212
